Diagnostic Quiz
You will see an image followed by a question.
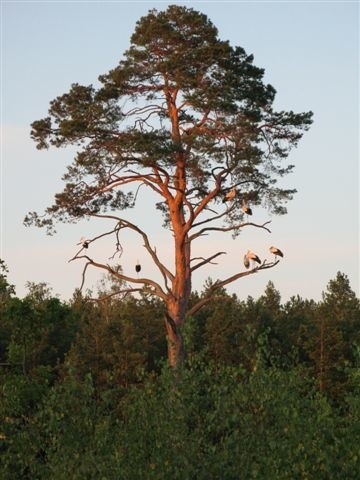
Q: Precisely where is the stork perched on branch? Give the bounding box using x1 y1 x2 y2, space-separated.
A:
269 246 284 259
244 250 261 269
79 237 89 249
222 187 236 203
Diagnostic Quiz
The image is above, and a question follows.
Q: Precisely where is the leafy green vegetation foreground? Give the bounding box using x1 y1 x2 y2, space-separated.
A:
0 262 359 479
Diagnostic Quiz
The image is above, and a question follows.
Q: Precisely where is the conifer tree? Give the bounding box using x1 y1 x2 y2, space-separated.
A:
26 5 312 367
302 273 359 398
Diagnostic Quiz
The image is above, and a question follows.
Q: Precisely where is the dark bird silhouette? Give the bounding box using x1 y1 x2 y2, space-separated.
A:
241 199 252 216
269 246 284 259
222 187 236 203
135 261 141 274
79 237 89 248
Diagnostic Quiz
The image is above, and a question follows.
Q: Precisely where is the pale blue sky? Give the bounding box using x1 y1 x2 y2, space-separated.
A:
1 1 359 301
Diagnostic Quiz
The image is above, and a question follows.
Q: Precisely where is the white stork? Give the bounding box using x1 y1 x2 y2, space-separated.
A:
245 250 261 267
269 246 284 259
222 187 236 203
79 236 89 249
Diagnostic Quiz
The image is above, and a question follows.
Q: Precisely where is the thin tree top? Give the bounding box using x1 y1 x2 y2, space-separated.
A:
26 5 313 233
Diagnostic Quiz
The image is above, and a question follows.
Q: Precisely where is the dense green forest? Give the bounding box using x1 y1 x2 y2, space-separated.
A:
1 259 359 479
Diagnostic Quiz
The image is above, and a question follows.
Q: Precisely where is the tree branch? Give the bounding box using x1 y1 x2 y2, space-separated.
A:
124 103 164 117
190 251 227 272
73 255 168 301
191 168 227 220
89 288 144 302
90 213 174 289
191 202 236 229
190 221 272 241
69 226 121 262
100 172 164 196
187 259 279 317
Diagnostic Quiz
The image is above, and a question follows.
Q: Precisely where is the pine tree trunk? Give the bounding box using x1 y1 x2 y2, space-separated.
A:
165 311 184 368
166 148 191 368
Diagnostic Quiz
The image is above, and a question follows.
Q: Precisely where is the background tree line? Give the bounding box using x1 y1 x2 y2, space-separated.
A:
1 259 359 478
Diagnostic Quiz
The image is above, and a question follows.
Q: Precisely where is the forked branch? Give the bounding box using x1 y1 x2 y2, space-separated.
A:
90 213 174 287
190 251 227 272
74 256 168 301
89 288 144 302
187 259 279 317
190 221 272 241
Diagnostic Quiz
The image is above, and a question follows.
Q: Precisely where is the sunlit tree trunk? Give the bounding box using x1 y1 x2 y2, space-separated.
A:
165 311 184 368
165 206 192 368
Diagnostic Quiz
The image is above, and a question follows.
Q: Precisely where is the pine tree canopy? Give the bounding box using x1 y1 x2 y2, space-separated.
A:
26 5 313 233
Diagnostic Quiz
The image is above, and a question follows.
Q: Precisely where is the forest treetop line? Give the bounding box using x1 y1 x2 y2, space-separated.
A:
1 258 359 478
1 258 359 404
1 258 358 307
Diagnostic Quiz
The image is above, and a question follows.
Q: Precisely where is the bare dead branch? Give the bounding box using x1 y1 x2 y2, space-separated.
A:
215 259 279 289
69 225 122 263
133 182 146 203
186 259 279 317
118 218 174 285
86 213 174 290
108 227 124 260
73 255 168 301
190 251 227 272
190 220 272 241
124 103 164 117
79 260 93 291
89 288 144 302
191 202 236 229
70 246 87 261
